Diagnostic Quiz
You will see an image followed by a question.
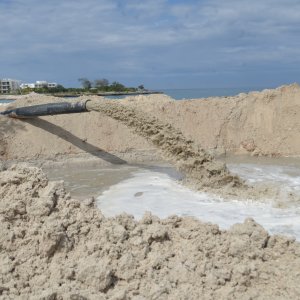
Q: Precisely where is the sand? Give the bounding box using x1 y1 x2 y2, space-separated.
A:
1 85 300 299
1 84 300 162
0 94 287 203
85 99 299 206
1 164 300 300
85 100 242 190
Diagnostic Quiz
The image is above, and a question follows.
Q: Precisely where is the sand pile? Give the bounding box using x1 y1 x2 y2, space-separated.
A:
0 93 160 162
2 93 245 193
122 84 300 157
1 84 300 162
1 89 298 201
86 100 242 191
85 100 295 205
1 165 300 300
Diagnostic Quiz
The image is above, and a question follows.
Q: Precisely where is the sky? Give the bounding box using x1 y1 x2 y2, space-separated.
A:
0 0 300 89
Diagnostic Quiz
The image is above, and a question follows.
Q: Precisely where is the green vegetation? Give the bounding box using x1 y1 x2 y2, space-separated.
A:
19 78 146 95
21 85 67 95
77 78 145 93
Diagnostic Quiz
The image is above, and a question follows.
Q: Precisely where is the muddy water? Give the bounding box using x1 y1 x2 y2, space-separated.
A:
44 162 182 199
96 157 300 240
45 165 137 199
44 157 300 240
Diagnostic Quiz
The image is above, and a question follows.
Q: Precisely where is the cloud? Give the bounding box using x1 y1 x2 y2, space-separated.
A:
0 0 300 87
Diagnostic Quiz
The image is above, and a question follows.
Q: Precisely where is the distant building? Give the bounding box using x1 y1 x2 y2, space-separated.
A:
0 79 59 93
34 81 48 88
0 78 20 94
47 82 58 88
20 81 58 89
20 83 35 89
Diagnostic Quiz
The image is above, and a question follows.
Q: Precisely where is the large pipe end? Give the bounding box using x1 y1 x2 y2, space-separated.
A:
0 100 89 119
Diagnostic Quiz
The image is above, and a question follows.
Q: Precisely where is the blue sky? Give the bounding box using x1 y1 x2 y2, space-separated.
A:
0 0 300 88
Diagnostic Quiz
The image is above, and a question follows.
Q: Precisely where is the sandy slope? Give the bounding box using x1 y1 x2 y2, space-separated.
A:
122 83 300 157
1 84 300 163
1 165 300 300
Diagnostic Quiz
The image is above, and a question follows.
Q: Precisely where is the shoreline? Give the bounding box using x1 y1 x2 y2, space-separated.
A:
55 90 163 97
0 90 164 99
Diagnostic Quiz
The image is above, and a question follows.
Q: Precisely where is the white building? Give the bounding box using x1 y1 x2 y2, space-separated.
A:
47 82 58 88
0 78 20 94
20 83 35 89
20 81 58 89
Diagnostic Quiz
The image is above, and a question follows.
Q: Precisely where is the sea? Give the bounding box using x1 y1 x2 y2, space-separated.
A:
104 87 267 100
0 87 268 104
0 99 15 105
160 87 266 100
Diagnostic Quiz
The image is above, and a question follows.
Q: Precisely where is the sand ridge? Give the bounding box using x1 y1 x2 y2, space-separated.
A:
1 165 300 299
1 84 300 161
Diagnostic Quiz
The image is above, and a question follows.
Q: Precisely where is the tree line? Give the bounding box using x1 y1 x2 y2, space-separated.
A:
78 78 145 92
18 78 145 95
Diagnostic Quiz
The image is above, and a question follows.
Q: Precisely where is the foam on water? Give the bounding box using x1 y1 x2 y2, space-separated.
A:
228 163 300 193
97 163 300 240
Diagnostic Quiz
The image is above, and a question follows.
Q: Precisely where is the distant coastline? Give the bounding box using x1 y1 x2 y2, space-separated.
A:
0 86 282 101
52 90 163 98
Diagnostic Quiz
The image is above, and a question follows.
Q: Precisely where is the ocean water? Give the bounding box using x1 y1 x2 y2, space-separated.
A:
102 87 266 100
0 87 266 104
161 87 265 100
0 99 15 106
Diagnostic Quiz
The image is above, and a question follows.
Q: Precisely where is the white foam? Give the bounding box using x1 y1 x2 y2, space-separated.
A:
228 163 300 193
97 168 300 240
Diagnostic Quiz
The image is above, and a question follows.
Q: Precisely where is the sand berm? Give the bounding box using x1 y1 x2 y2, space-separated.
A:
1 83 300 160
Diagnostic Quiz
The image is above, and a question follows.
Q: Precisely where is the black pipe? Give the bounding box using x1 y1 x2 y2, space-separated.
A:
0 101 88 118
